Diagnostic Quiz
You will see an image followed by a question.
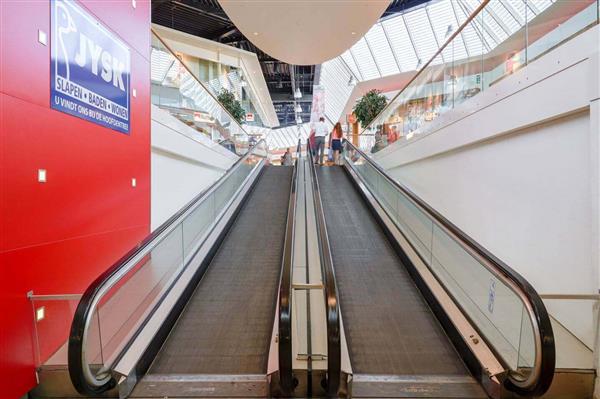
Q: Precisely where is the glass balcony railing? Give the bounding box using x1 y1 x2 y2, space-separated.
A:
151 30 250 155
61 141 267 394
361 0 599 153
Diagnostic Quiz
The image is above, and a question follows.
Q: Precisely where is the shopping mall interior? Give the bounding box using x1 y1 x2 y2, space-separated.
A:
1 0 599 398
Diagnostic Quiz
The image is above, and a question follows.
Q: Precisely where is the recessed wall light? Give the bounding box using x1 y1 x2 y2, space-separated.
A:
253 32 259 36
38 169 47 183
36 307 45 322
351 31 356 35
38 30 47 46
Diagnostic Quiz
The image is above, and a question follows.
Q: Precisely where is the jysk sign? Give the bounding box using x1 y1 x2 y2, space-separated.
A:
51 0 131 134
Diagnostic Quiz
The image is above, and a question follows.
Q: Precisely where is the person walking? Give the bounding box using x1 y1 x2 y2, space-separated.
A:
281 148 293 166
314 117 328 165
308 129 316 156
329 122 343 165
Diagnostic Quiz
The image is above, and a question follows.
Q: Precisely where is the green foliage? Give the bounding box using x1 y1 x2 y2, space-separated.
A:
353 89 388 127
217 89 245 123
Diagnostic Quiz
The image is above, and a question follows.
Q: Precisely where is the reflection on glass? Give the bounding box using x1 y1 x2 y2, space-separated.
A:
60 140 268 386
89 142 267 376
151 31 250 155
360 0 598 153
29 296 81 367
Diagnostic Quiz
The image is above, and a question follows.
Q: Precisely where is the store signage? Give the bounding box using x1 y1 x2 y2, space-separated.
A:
50 0 131 134
245 112 255 122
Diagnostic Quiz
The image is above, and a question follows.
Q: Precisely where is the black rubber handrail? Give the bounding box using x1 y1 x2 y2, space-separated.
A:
307 148 341 396
68 140 267 395
343 140 555 397
278 140 301 394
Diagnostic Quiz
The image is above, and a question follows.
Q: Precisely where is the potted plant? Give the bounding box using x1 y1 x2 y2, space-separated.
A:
353 89 388 127
217 89 246 123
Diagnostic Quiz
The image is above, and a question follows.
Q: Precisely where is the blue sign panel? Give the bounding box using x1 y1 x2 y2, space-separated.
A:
51 0 130 133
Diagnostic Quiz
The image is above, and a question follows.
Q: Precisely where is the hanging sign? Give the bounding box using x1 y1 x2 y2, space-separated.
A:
51 0 131 133
245 113 255 122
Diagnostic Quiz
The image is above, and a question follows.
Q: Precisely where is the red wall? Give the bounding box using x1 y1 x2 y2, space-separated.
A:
0 1 151 397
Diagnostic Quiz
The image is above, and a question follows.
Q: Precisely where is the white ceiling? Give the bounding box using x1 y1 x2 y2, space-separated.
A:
218 0 391 65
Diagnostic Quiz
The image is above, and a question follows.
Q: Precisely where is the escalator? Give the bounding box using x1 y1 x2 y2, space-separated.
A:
132 166 292 397
309 141 555 398
63 138 555 399
66 141 298 398
318 166 484 398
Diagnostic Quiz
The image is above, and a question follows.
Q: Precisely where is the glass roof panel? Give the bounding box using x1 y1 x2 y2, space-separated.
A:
150 48 173 83
404 8 439 64
341 50 361 79
427 0 456 47
488 1 521 35
350 38 380 80
500 0 526 25
320 58 353 123
319 0 555 123
365 24 400 77
382 16 419 72
529 0 554 13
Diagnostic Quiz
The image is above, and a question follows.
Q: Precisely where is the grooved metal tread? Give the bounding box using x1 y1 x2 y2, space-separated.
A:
148 166 293 375
316 166 472 377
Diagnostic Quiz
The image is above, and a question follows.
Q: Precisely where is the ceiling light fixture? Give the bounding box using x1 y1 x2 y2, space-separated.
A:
348 75 357 86
292 64 302 99
445 25 454 39
253 31 259 36
416 59 422 70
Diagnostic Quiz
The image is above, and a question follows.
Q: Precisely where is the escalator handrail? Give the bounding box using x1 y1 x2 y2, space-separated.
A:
343 140 555 396
278 139 301 394
307 147 341 396
68 140 267 395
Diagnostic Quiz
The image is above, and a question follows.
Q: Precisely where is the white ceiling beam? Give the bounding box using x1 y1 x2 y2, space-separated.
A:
484 3 514 38
457 0 501 46
500 0 525 26
402 14 422 69
450 0 471 57
380 22 403 73
363 36 383 78
526 0 541 15
424 7 445 63
348 49 364 81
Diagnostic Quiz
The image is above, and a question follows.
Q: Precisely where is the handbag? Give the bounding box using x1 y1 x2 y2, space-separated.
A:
327 148 334 161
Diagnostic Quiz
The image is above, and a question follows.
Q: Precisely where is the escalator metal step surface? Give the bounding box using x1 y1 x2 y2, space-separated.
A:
148 166 293 375
317 166 486 398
